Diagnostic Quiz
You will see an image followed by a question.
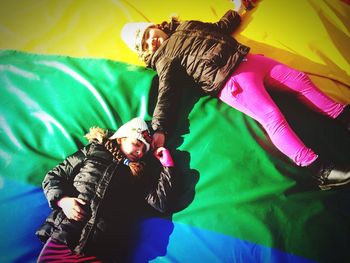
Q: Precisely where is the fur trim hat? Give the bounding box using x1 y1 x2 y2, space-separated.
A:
121 22 153 53
109 117 152 152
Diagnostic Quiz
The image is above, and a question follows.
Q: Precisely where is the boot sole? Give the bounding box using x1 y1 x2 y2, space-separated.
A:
319 177 350 190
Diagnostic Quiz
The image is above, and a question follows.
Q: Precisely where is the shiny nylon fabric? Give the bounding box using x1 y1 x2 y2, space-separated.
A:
0 50 155 185
1 50 350 263
1 0 350 262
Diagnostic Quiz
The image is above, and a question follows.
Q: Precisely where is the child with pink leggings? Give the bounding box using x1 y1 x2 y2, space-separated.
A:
219 53 345 167
121 1 350 190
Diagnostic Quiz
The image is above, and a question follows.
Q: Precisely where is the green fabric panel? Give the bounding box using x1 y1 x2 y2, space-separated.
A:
0 50 156 185
0 50 349 262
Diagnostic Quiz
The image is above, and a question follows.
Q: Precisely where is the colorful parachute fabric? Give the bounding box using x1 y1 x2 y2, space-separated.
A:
0 1 350 262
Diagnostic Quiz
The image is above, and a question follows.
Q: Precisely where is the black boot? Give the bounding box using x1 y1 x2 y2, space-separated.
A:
335 104 350 132
307 159 350 190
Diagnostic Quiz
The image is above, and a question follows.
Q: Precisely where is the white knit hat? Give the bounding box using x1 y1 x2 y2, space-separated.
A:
121 22 153 53
110 117 152 152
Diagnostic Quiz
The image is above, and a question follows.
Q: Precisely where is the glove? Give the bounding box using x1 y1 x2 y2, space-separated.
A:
154 147 174 167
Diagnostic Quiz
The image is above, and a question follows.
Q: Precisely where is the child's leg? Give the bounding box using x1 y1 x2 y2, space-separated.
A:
37 237 103 263
218 55 317 166
264 59 346 119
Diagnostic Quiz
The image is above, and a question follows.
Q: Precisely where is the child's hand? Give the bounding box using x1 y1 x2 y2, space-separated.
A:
233 0 255 14
233 0 245 14
57 197 87 221
243 0 255 10
154 147 174 167
152 131 165 149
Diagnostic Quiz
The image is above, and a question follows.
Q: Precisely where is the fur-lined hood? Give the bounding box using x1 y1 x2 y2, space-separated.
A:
84 127 109 144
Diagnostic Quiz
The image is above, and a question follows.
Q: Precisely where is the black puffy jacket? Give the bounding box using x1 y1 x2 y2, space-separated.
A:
36 140 174 258
148 10 250 133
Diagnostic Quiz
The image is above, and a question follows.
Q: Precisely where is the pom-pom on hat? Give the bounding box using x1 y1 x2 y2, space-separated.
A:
121 22 153 53
110 117 152 152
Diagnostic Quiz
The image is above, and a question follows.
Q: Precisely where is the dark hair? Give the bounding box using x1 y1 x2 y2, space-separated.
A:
104 139 144 177
139 16 181 64
158 16 181 35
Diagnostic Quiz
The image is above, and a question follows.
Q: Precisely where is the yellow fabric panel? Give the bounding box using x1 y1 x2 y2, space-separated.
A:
236 0 350 102
0 0 349 101
0 0 231 64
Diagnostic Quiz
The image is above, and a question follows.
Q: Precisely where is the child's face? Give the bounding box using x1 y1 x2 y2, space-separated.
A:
119 137 146 161
142 28 168 53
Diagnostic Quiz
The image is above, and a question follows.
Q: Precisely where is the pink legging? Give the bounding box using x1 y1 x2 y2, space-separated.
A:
218 53 345 166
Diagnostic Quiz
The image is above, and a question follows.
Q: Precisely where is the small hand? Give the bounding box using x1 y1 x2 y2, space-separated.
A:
233 0 255 14
57 197 87 221
243 0 255 10
233 0 245 14
154 147 174 167
152 131 165 150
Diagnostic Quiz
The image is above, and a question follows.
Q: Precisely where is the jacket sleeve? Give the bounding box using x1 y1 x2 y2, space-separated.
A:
151 57 182 134
42 145 89 209
144 158 176 214
213 10 242 34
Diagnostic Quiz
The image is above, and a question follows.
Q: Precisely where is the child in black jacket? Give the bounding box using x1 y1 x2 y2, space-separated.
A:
36 117 175 262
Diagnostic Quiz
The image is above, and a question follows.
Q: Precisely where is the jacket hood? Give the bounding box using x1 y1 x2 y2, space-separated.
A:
85 127 108 144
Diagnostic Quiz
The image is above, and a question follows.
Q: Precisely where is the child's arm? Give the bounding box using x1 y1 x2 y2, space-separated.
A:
144 147 175 214
42 146 89 210
213 9 242 34
151 58 182 136
214 0 255 34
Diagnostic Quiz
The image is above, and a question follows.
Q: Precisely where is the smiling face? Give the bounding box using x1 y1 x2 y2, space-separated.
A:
118 137 146 161
142 27 168 53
